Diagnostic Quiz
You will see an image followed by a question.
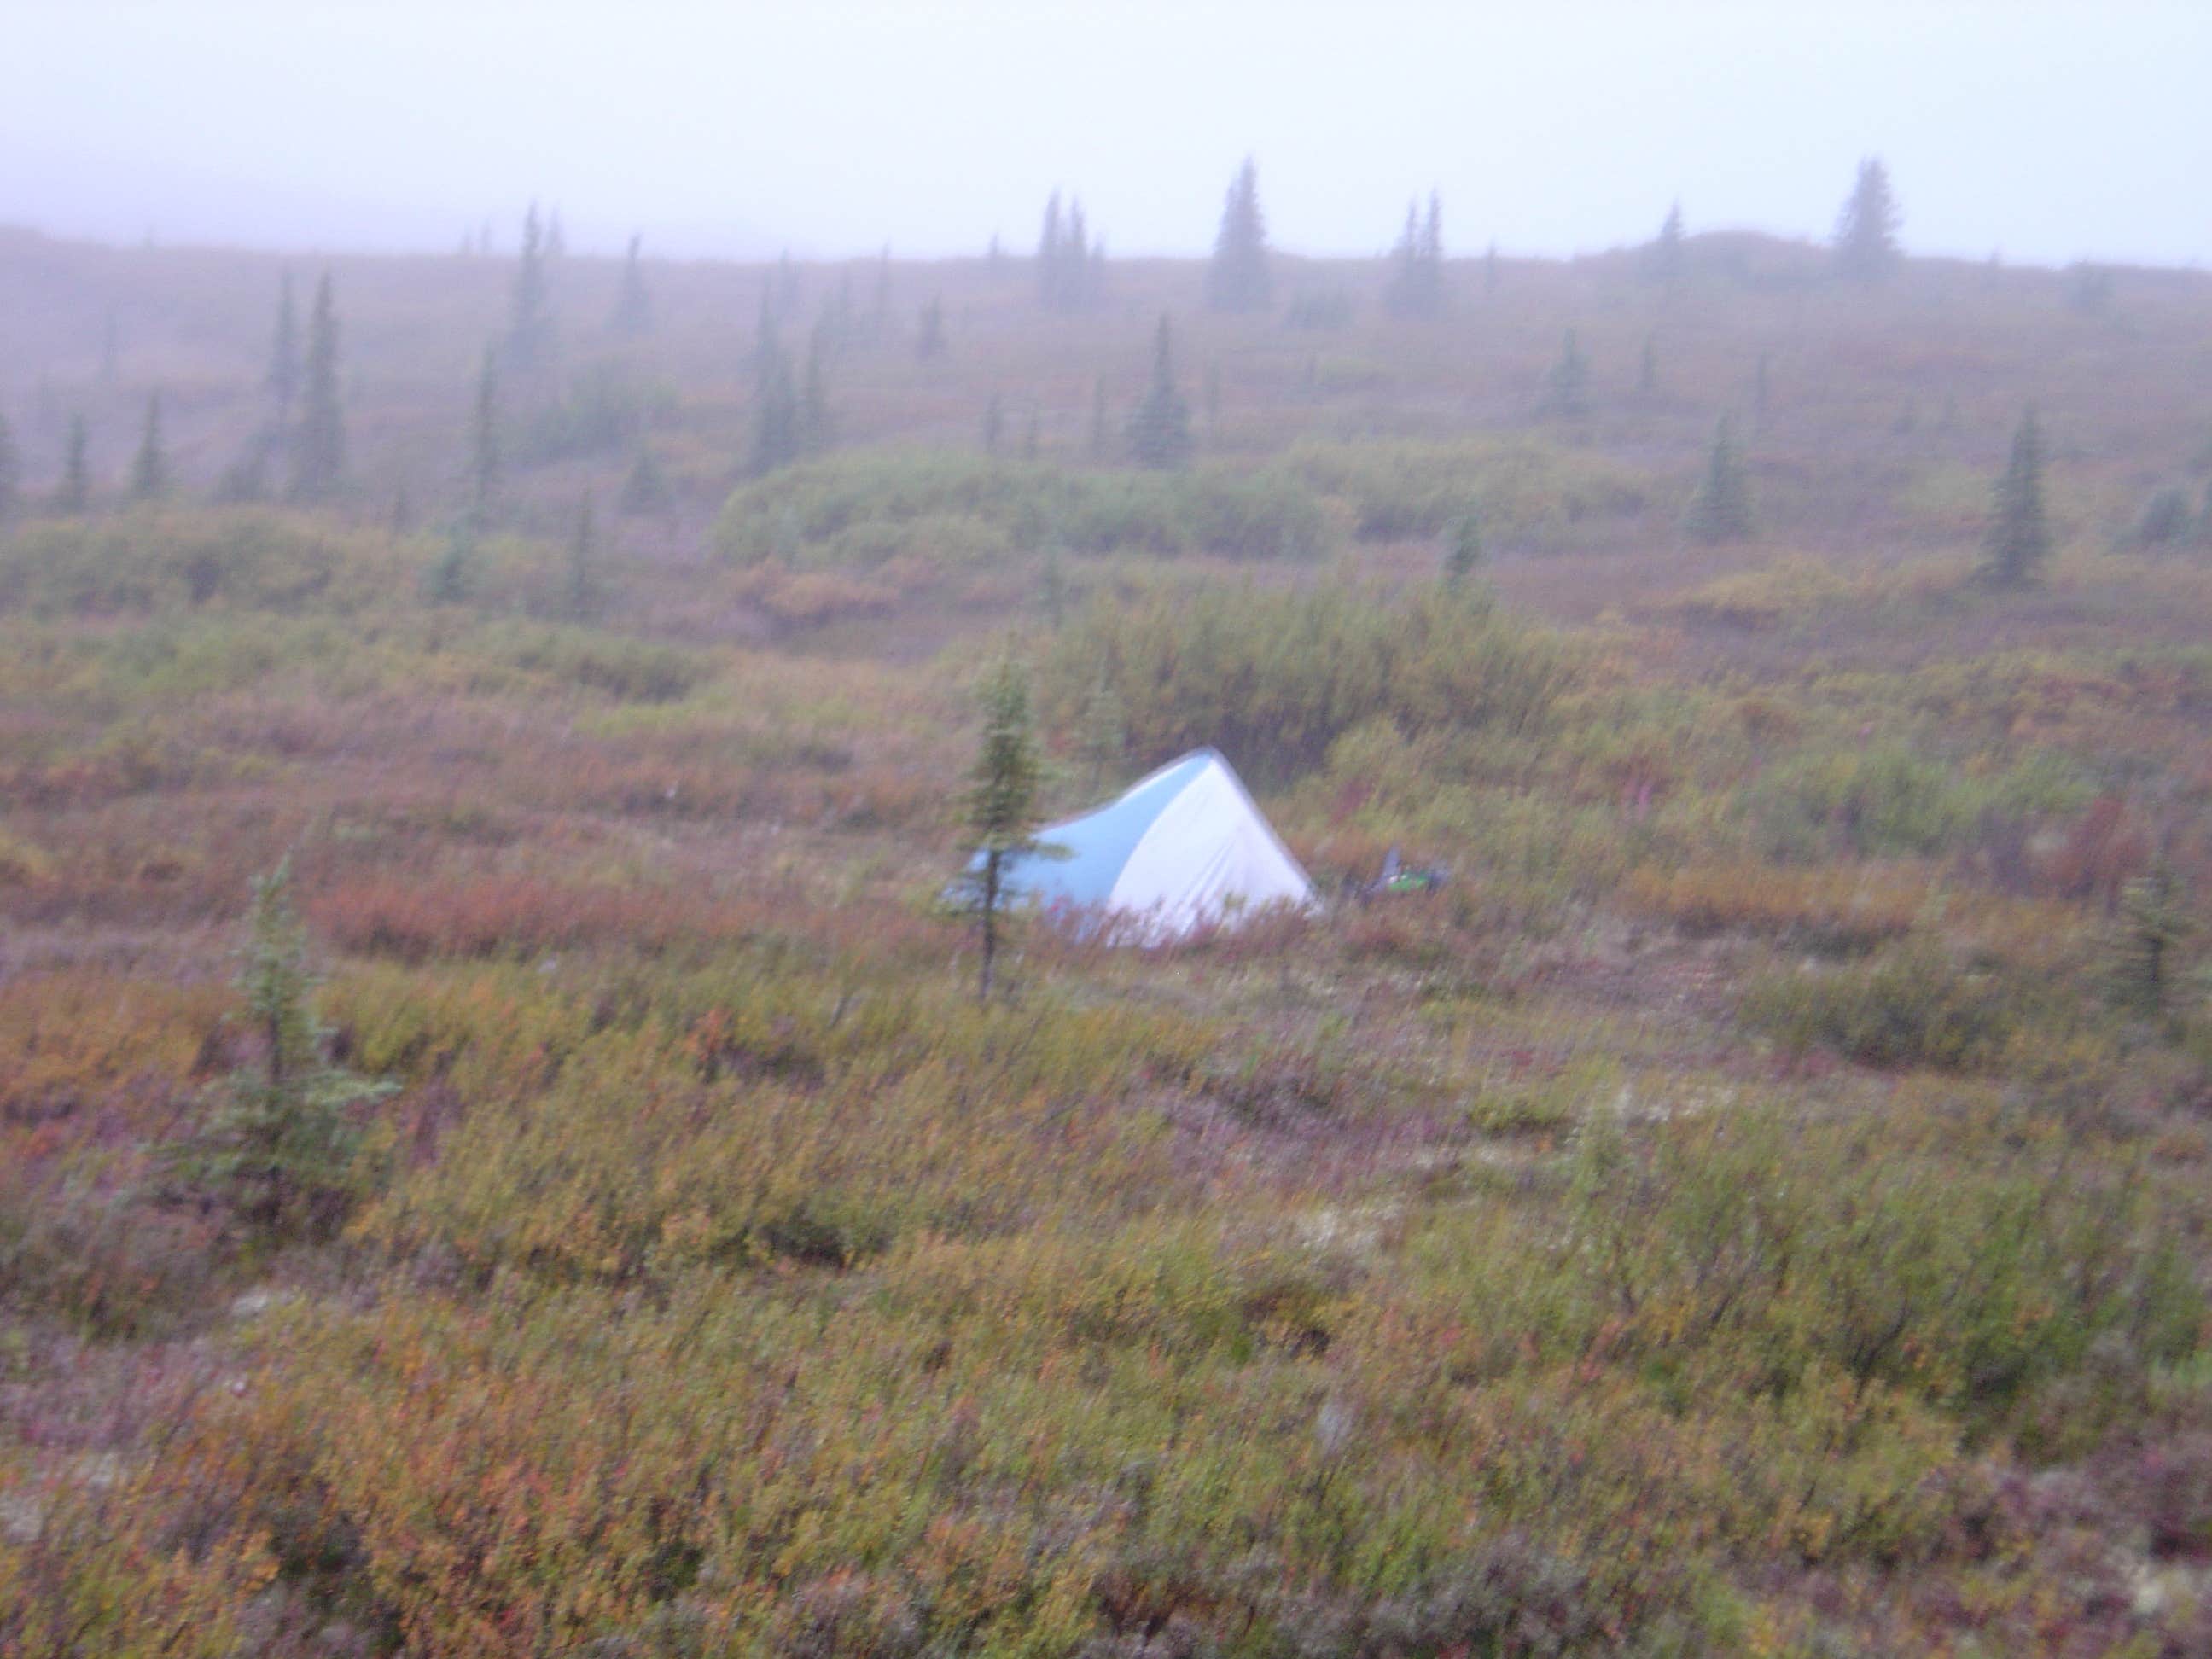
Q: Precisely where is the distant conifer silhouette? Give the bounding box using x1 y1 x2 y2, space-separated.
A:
266 273 300 432
129 393 168 502
800 325 833 454
55 415 90 513
1126 314 1194 468
748 329 802 476
1205 159 1272 312
916 296 946 360
610 235 652 336
1545 328 1591 415
1444 509 1484 585
1647 201 1685 286
1982 409 2053 587
564 492 601 620
508 203 554 370
619 445 672 516
1037 190 1103 311
0 406 20 521
1834 158 1901 282
1385 192 1444 317
1684 416 1755 544
288 273 346 500
470 349 500 513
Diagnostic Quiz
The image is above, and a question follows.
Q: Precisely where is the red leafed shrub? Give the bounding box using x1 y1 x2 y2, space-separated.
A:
303 875 756 963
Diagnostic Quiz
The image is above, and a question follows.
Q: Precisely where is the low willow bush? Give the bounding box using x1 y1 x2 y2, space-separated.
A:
1282 436 1652 545
1039 581 1575 782
713 449 1336 567
1741 938 2031 1071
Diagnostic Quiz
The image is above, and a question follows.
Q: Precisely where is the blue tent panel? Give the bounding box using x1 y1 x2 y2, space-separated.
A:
992 750 1215 909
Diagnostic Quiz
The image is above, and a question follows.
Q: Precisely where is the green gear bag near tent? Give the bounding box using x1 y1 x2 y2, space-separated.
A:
969 748 1318 942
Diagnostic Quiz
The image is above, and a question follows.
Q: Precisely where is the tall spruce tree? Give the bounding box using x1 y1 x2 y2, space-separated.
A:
288 272 345 500
469 348 500 514
266 273 300 433
959 655 1045 1004
916 296 946 360
1126 313 1194 469
0 405 20 521
981 390 1004 456
1834 157 1901 282
1089 375 1110 457
1982 409 2053 588
610 235 652 336
1205 158 1272 312
1684 416 1755 544
129 393 168 502
508 202 553 370
56 415 90 513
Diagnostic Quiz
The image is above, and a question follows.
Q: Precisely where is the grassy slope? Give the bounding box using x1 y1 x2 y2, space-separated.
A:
3 224 2212 1655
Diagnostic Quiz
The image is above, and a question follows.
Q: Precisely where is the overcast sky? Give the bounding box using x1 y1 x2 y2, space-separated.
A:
3 2 2207 268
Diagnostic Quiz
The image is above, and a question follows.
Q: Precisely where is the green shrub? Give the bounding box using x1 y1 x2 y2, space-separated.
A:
1283 437 1652 545
1741 939 2023 1070
1039 580 1574 782
713 449 1335 567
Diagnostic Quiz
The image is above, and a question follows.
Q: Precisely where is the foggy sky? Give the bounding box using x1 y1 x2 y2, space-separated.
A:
4 2 2208 269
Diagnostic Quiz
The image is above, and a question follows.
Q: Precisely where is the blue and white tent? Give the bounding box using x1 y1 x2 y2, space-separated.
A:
981 748 1318 942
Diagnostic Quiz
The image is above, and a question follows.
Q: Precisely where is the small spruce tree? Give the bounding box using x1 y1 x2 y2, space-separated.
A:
1647 201 1685 286
748 333 802 475
288 272 346 500
1545 328 1591 415
2105 865 2189 1020
508 201 554 370
1981 409 2053 588
129 392 168 502
1834 157 1901 282
423 521 478 604
800 326 833 454
563 492 602 621
1639 334 1659 397
916 295 946 360
469 348 500 514
1077 667 1127 796
619 444 672 516
960 656 1045 1003
0 405 20 521
1204 158 1272 312
610 234 652 336
56 415 91 513
167 862 390 1241
266 272 300 433
1685 416 1755 544
981 391 1004 456
1089 375 1110 458
1383 195 1445 318
1126 314 1194 469
1444 509 1484 585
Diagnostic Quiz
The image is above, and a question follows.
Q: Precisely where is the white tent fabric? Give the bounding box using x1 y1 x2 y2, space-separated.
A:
981 748 1318 942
